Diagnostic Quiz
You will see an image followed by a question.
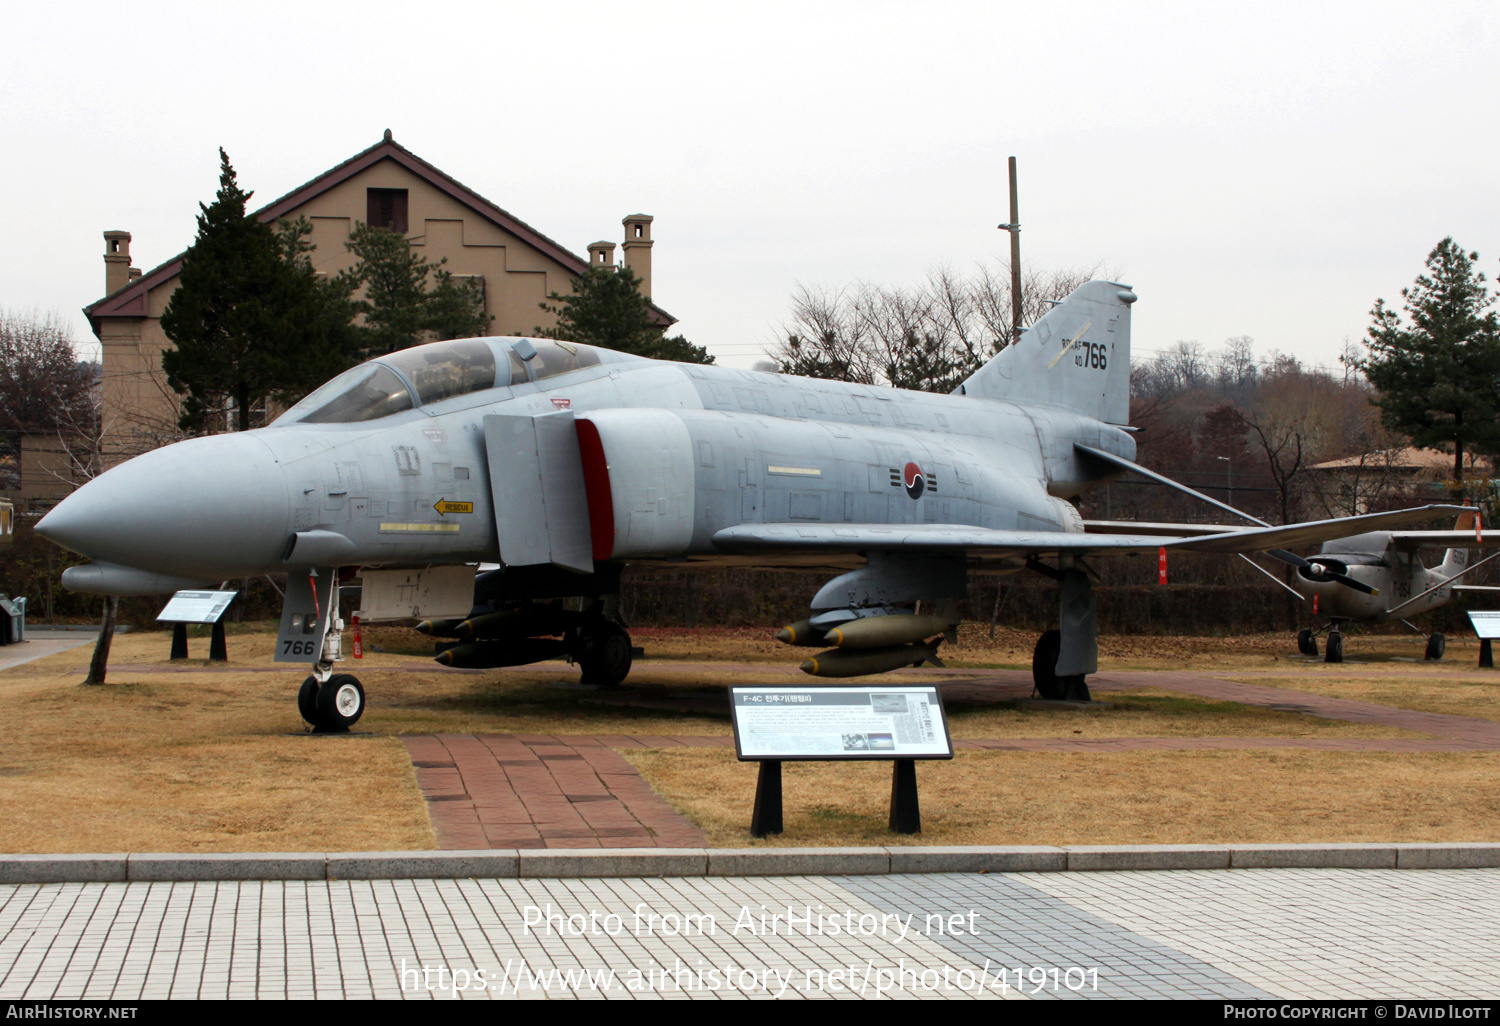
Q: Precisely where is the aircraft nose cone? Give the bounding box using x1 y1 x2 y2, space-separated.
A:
37 433 291 578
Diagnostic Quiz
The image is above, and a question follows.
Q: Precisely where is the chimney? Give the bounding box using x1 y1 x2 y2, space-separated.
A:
103 230 132 295
587 240 616 271
621 214 654 300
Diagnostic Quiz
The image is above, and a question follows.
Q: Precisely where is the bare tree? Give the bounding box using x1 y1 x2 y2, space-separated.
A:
772 259 1102 392
1214 336 1258 399
0 310 97 466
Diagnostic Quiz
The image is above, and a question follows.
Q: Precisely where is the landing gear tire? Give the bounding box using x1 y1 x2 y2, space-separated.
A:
579 622 632 688
1325 631 1344 664
1062 675 1092 702
1032 630 1066 700
314 673 365 731
1426 632 1446 660
1298 628 1319 657
298 675 320 726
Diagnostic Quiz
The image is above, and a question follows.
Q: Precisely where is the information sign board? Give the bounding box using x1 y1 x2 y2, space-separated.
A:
1468 611 1500 640
730 686 953 760
157 590 238 624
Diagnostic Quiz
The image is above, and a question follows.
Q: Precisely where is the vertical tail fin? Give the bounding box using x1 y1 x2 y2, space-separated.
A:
957 280 1136 425
1440 509 1479 573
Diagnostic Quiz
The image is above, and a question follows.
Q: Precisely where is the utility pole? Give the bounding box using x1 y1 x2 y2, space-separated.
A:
997 156 1023 343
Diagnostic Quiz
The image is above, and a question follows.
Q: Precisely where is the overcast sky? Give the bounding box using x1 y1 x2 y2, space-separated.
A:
5 1 1498 373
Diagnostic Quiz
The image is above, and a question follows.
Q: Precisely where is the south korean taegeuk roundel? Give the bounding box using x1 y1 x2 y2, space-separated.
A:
903 461 925 500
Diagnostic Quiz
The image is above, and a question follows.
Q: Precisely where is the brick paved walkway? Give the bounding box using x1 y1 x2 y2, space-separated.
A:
402 734 710 850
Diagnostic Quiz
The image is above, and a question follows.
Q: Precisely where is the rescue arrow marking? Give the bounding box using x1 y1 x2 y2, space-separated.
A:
433 498 474 516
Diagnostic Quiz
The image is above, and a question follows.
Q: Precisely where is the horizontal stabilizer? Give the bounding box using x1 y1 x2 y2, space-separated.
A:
1389 531 1500 550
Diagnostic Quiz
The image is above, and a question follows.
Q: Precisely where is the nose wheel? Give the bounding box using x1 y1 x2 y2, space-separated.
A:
299 673 366 733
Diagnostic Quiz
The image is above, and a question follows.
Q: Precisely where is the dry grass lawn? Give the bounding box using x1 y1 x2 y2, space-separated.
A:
625 746 1500 848
0 622 1487 852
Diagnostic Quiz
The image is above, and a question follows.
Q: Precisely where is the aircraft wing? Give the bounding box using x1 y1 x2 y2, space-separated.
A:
712 505 1468 557
1387 531 1500 551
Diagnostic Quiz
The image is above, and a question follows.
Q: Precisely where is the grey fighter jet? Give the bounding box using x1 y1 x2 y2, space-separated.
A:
36 281 1462 730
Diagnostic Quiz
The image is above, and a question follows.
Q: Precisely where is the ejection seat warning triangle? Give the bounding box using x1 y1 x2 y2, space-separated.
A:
483 412 593 573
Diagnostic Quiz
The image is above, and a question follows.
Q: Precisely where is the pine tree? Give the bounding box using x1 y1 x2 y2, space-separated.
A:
161 151 358 432
1357 238 1500 499
338 223 492 355
537 265 712 364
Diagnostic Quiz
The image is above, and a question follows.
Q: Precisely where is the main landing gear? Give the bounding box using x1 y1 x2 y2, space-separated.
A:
1298 622 1346 662
1028 563 1098 702
1298 620 1446 663
1031 630 1093 701
575 618 633 687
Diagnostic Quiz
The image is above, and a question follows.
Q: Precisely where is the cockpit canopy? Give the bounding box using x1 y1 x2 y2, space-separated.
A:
274 337 608 425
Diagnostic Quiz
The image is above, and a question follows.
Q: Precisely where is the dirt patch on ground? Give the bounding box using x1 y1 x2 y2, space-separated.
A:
1230 673 1500 722
942 688 1428 739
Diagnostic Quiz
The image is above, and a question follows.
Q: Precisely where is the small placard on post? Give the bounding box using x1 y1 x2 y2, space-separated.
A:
157 590 238 625
157 590 238 663
1467 611 1500 669
730 686 954 836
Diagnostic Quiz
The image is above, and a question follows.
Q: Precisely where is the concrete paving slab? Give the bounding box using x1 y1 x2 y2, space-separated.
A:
1065 844 1232 870
126 852 327 881
0 853 128 884
327 850 519 879
1228 843 1397 869
0 632 96 671
706 846 891 876
518 847 708 877
7 868 1500 999
1396 842 1500 869
887 845 1067 874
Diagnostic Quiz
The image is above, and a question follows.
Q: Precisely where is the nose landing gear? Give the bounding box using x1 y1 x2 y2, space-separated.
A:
299 673 366 733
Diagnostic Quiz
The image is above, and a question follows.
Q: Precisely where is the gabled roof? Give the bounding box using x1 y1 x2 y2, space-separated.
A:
85 132 675 333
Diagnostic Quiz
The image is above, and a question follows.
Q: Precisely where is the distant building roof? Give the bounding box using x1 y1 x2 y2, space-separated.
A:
1310 446 1491 474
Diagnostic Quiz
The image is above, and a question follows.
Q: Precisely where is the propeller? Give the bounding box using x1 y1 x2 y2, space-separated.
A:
1265 549 1380 596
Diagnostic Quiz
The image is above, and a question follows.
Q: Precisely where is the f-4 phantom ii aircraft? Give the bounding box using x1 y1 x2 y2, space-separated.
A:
1262 510 1500 663
37 280 1463 730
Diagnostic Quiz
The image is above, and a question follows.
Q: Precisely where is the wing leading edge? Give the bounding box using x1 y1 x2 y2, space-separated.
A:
712 505 1469 557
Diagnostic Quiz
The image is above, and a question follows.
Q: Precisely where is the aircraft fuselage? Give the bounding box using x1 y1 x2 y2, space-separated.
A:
41 347 1135 585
